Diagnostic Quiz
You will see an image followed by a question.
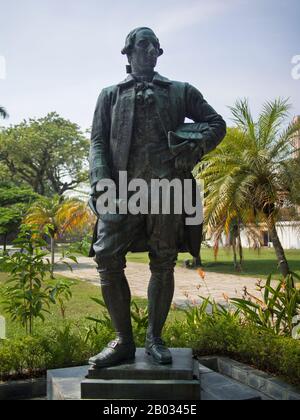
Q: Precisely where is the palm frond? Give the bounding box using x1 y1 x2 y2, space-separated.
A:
272 119 300 160
24 196 91 239
258 98 291 147
0 107 8 119
229 99 257 142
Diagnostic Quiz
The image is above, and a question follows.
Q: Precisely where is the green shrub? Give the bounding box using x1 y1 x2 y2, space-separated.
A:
68 234 92 257
86 298 149 348
163 299 300 386
0 336 51 380
0 226 75 335
0 322 107 380
190 319 300 385
0 299 299 387
231 273 300 336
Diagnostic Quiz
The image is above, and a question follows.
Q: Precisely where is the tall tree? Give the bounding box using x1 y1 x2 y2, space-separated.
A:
0 112 89 196
200 99 300 279
0 186 40 253
0 162 12 184
200 128 262 270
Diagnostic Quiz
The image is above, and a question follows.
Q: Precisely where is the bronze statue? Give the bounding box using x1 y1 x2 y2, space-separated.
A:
88 27 226 367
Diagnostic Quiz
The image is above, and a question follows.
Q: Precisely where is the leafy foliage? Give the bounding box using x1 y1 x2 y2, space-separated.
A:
68 234 93 257
0 324 92 380
49 280 74 319
0 112 89 196
86 298 149 346
131 300 149 343
0 226 74 334
86 297 113 330
0 186 41 252
0 186 39 207
183 296 240 329
231 273 300 335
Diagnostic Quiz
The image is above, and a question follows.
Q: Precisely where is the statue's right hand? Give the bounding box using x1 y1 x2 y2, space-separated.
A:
90 184 97 198
88 184 102 217
90 184 104 200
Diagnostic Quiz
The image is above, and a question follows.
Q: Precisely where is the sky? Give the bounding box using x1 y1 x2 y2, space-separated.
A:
0 0 299 132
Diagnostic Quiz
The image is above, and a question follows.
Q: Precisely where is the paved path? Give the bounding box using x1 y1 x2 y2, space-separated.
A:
55 256 266 306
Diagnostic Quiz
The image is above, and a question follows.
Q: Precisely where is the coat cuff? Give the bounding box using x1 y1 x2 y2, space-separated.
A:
89 165 111 186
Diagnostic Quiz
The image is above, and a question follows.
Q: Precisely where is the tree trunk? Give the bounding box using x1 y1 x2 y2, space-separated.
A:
232 236 238 269
50 236 55 279
3 233 8 254
214 241 219 261
238 233 243 267
29 277 33 335
29 317 33 336
267 218 290 279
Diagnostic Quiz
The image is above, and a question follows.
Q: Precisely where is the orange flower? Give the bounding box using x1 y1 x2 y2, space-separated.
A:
197 268 206 280
222 293 229 302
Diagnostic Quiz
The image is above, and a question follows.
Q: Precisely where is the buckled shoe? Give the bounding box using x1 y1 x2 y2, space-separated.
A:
145 337 172 365
89 339 136 368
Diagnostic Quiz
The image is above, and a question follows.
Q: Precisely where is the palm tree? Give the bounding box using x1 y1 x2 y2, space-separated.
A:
200 99 300 279
200 127 261 270
24 195 92 278
0 107 8 119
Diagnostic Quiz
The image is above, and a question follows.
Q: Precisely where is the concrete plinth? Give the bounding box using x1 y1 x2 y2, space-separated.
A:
47 348 200 400
81 379 200 400
87 348 197 380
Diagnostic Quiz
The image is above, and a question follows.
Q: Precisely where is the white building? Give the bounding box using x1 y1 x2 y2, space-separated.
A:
240 222 300 250
276 222 300 249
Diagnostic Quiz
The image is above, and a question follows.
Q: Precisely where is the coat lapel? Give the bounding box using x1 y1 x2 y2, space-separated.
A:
110 77 135 177
111 73 173 177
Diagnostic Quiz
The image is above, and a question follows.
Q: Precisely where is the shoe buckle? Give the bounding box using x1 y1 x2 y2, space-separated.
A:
109 340 119 349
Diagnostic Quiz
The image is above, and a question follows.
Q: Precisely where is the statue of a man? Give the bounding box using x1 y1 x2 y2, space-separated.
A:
88 27 226 368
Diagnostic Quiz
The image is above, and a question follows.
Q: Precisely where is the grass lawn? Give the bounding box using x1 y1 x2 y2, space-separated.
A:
127 248 300 280
0 272 146 338
1 246 299 339
0 271 103 338
0 271 183 339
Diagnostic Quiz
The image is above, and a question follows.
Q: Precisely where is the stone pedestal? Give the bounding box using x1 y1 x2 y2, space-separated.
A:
47 348 200 400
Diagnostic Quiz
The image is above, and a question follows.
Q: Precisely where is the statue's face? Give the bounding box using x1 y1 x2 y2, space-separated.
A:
129 29 160 73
